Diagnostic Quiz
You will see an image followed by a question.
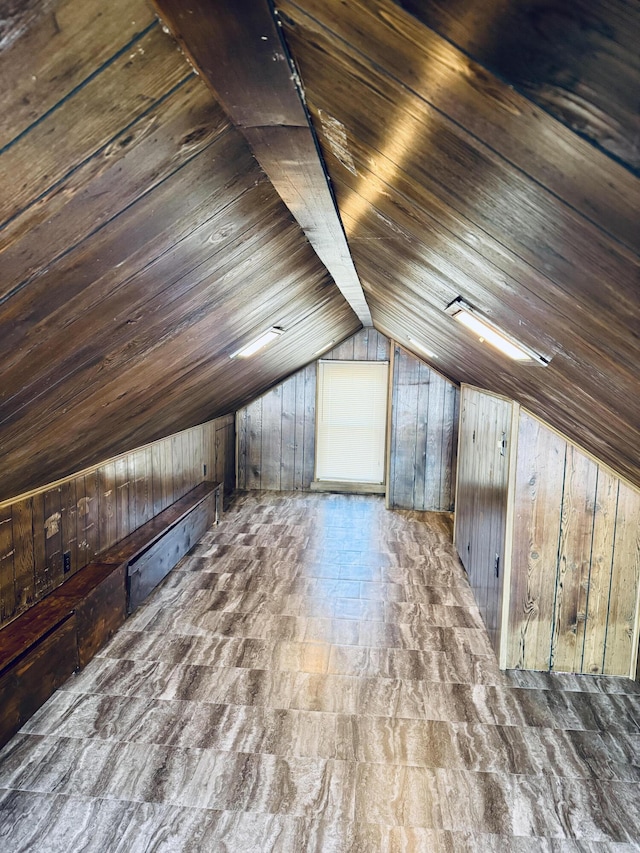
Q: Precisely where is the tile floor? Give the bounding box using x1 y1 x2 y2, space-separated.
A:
0 491 639 851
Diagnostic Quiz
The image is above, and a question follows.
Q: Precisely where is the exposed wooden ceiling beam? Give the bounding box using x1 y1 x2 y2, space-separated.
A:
151 0 373 327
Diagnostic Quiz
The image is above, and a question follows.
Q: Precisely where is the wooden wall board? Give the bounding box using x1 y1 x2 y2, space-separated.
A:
550 449 598 673
454 386 512 655
506 409 640 676
603 482 640 676
582 470 619 675
508 411 566 670
0 417 233 631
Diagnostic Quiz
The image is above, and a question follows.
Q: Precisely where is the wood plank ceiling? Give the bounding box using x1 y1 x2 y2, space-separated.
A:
271 0 640 487
0 0 360 502
1 0 639 502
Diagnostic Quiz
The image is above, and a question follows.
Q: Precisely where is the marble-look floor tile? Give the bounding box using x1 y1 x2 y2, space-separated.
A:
3 491 640 850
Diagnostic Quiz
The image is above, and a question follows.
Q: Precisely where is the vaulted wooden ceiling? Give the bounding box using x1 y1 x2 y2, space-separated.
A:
1 0 639 501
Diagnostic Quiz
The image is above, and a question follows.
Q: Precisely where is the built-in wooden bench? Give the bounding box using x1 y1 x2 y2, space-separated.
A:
0 481 221 748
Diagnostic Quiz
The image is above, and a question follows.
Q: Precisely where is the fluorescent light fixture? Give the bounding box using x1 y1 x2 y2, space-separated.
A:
407 337 437 359
229 326 283 359
445 298 549 365
314 340 336 356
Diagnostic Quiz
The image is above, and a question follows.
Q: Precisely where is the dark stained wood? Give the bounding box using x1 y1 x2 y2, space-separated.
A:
281 0 639 253
0 614 78 749
582 470 619 674
152 0 372 325
0 419 232 630
395 0 640 173
128 489 217 611
275 0 640 491
0 509 14 624
11 499 35 612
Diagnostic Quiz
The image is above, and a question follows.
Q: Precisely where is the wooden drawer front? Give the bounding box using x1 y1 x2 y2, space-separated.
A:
128 494 215 612
0 615 79 749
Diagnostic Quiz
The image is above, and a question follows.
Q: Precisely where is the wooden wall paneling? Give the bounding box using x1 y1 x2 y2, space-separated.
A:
247 399 264 490
60 480 78 578
603 481 640 676
424 368 445 511
326 336 356 361
43 487 63 597
31 495 47 602
440 382 459 512
224 421 236 498
292 373 306 491
237 411 248 491
581 469 619 674
508 413 566 670
114 457 131 544
280 375 297 491
301 365 317 490
389 345 419 509
0 509 15 625
453 388 475 573
412 360 429 511
260 384 283 491
83 473 100 561
171 436 185 501
353 329 370 360
151 442 165 516
12 499 35 613
550 449 598 672
98 463 116 554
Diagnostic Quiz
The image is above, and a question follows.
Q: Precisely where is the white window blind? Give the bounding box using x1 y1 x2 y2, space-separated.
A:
316 360 389 483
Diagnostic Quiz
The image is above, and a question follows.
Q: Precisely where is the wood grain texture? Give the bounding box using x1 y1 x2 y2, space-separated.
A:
276 0 640 491
152 0 372 325
388 345 459 511
0 417 233 630
508 410 640 676
454 387 512 656
395 0 640 173
508 411 566 670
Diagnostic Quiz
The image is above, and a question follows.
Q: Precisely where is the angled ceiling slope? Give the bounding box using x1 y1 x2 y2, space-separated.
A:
272 0 640 487
0 0 359 502
152 0 372 327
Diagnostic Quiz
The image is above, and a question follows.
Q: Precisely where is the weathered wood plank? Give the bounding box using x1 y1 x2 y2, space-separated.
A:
0 25 191 229
282 0 640 250
550 449 598 673
582 469 619 674
11 499 35 615
0 509 15 625
97 462 116 554
0 0 156 149
115 457 131 543
43 487 63 596
603 480 640 676
395 0 640 173
508 411 566 670
60 479 78 578
280 375 297 491
83 472 99 560
260 384 283 491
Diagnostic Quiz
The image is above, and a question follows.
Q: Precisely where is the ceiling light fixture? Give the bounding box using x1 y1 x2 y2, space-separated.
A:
229 326 284 359
407 337 437 359
314 340 336 356
445 298 549 365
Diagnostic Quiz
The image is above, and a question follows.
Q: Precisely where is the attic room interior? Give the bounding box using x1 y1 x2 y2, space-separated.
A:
0 0 639 848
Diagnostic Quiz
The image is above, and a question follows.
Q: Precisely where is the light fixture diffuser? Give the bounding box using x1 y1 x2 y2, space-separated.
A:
445 299 549 365
229 326 284 359
407 337 437 359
